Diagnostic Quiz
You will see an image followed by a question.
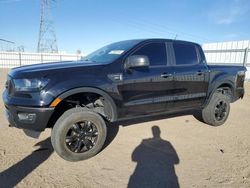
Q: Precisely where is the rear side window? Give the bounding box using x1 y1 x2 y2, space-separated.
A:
197 45 206 63
132 42 167 66
173 43 198 65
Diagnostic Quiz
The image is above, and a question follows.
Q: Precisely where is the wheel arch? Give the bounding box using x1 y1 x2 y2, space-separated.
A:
205 80 235 107
51 87 118 122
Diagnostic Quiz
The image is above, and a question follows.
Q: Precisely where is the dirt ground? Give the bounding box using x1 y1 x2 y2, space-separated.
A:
0 68 249 188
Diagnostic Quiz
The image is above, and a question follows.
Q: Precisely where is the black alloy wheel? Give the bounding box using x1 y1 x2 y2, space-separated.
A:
65 121 98 153
214 100 228 121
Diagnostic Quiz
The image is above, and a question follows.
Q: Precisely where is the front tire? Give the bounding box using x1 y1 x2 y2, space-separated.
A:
194 92 230 126
51 108 107 161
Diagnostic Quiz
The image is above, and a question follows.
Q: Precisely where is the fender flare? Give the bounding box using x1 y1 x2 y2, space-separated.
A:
56 87 118 122
204 79 235 107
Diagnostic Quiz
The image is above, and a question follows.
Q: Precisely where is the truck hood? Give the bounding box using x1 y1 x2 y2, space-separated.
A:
9 60 108 78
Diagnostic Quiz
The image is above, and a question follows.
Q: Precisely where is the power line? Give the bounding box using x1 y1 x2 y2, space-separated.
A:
0 38 15 44
0 0 23 3
0 38 16 51
109 8 212 43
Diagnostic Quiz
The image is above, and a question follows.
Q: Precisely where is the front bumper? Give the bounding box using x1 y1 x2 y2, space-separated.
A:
4 104 54 132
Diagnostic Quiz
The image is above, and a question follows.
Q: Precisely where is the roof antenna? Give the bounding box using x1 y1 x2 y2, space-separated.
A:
174 34 178 40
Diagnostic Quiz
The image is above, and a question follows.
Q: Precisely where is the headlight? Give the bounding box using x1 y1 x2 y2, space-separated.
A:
13 78 49 92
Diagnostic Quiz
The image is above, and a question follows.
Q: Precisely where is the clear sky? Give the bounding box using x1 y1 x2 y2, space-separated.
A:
0 0 250 54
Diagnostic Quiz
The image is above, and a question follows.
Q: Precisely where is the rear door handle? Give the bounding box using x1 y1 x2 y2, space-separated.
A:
161 73 172 78
196 71 204 76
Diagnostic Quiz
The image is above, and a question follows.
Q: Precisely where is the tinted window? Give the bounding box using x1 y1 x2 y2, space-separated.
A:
173 43 198 65
82 40 142 63
197 45 206 62
133 42 167 66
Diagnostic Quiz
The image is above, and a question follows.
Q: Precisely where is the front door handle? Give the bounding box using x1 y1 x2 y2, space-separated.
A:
161 73 172 78
196 71 204 76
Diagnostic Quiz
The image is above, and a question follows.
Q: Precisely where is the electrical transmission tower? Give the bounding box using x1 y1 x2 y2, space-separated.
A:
37 0 58 53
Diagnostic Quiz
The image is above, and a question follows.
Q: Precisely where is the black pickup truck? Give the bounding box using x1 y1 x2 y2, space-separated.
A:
3 39 246 161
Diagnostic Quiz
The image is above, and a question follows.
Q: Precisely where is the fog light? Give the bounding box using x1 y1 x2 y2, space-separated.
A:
18 113 36 123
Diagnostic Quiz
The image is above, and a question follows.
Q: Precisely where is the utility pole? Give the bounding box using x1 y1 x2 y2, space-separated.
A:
37 0 58 53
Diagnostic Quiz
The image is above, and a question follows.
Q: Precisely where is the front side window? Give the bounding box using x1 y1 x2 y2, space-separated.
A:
82 40 142 63
173 43 198 65
132 42 167 66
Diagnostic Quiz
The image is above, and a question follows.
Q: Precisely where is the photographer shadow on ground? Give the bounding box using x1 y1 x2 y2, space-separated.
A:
0 137 53 188
128 126 180 188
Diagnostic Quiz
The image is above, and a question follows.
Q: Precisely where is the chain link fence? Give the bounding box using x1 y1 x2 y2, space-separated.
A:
0 51 82 68
203 48 250 80
202 40 250 80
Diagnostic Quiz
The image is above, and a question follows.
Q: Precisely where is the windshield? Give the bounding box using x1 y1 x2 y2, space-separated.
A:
82 40 142 63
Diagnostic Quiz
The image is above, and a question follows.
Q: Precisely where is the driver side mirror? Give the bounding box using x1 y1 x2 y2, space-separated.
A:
125 55 150 70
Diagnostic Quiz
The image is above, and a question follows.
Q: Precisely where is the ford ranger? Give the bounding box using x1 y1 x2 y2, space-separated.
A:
2 39 246 161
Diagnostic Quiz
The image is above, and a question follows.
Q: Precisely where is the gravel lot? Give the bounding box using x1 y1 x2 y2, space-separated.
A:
0 68 250 188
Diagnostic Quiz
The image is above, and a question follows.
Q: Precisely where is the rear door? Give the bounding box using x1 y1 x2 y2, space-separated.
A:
120 42 175 117
171 42 209 109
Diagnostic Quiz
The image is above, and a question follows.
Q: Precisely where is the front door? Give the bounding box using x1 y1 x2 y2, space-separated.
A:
119 42 175 117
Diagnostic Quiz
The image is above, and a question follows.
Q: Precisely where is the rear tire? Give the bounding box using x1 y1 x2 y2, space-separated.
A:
194 92 230 126
51 108 107 161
